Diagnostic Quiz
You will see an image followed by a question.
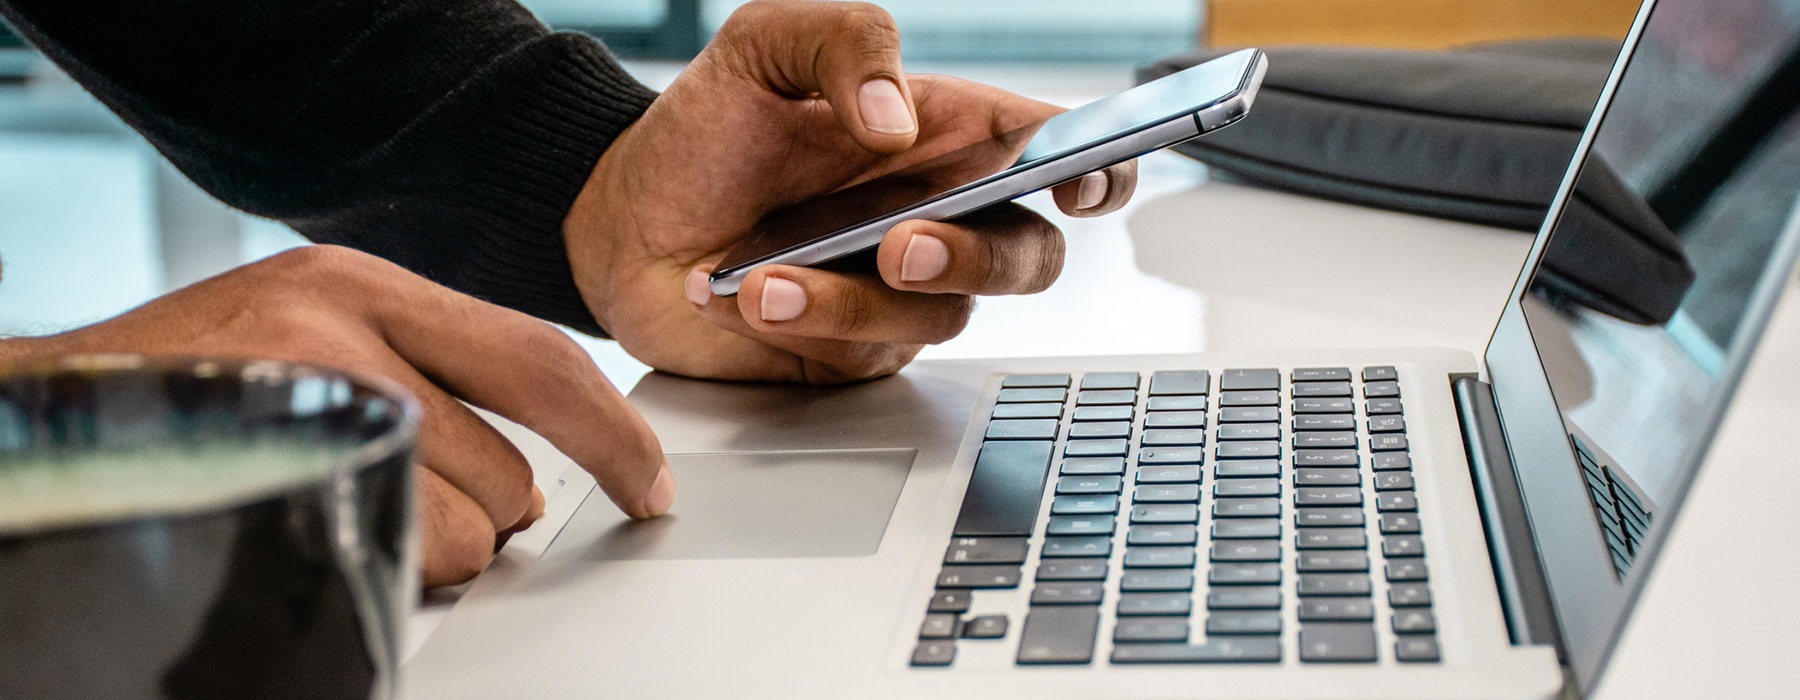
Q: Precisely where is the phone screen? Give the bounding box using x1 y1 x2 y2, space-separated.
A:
712 49 1261 284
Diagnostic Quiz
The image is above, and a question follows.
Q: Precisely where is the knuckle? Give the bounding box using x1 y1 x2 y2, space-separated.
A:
924 296 977 345
836 3 898 40
829 283 876 338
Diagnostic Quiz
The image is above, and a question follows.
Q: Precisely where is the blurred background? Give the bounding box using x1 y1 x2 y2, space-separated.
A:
0 0 1637 351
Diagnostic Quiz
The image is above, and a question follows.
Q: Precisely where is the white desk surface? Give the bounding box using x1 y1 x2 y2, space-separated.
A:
417 66 1798 699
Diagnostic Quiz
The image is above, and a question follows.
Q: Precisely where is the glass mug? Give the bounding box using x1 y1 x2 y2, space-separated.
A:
0 356 418 700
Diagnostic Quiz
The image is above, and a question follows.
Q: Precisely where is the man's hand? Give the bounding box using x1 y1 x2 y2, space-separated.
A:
565 0 1137 383
7 246 672 587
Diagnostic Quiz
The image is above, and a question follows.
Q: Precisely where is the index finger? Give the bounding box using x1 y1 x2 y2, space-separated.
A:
366 266 673 520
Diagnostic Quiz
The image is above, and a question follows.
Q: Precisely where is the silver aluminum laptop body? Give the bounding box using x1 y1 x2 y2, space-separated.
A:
405 1 1800 696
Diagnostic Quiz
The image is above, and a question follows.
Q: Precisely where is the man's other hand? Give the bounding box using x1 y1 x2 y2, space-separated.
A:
8 246 673 587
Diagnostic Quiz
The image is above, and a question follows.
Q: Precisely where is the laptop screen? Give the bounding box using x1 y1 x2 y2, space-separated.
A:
1512 0 1800 682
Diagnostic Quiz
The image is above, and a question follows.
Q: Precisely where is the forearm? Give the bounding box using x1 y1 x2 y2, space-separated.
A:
0 0 655 333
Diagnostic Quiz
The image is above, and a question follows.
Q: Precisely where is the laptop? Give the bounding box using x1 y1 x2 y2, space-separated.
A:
403 0 1800 696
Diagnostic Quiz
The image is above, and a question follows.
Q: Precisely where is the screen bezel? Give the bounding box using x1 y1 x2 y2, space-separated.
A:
1483 0 1800 692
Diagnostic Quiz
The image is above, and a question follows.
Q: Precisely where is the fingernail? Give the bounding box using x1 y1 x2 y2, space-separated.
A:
859 78 915 135
645 463 675 517
684 268 711 306
900 233 949 283
759 277 807 322
1076 171 1108 210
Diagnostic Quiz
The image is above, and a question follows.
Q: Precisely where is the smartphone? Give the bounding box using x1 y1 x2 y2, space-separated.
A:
706 48 1268 296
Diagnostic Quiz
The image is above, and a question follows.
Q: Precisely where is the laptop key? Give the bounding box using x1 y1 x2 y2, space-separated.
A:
1383 536 1426 557
1220 368 1280 391
1218 406 1280 423
936 565 1021 589
1295 528 1367 550
1131 504 1200 524
1037 559 1108 581
920 613 960 639
1004 373 1072 388
1072 405 1133 422
1136 465 1202 483
1218 424 1280 441
1127 524 1198 546
1209 540 1281 562
1293 432 1356 449
1142 429 1207 446
1117 593 1192 616
1061 457 1126 476
1377 491 1419 512
1299 623 1378 662
1213 498 1281 518
1145 411 1207 429
1296 507 1365 527
1370 434 1410 452
1030 582 1104 605
986 419 1059 440
1292 382 1352 398
1081 371 1140 390
1212 519 1280 539
952 440 1055 537
1295 468 1359 487
1379 513 1421 535
1386 560 1430 581
1213 460 1278 479
1366 398 1404 415
1293 414 1356 431
1068 421 1131 440
1292 367 1351 382
1120 570 1194 592
1124 547 1197 569
1064 439 1129 457
1299 598 1375 622
993 402 1061 419
1133 484 1201 503
1361 366 1398 382
1077 389 1136 406
1139 446 1204 464
928 590 972 613
1149 370 1210 396
1217 442 1281 460
1388 582 1433 607
1298 573 1372 596
1114 617 1190 642
1046 515 1114 536
1112 638 1281 663
962 615 1009 639
1392 609 1437 633
1207 586 1282 610
997 387 1066 404
1368 415 1407 433
1297 551 1370 573
1206 611 1282 635
1051 495 1118 515
1016 607 1099 665
1294 449 1359 468
1364 381 1401 398
911 640 956 667
1214 479 1280 498
1373 453 1413 471
1395 636 1442 663
1209 563 1281 585
1295 487 1363 507
1293 398 1354 414
1219 390 1279 407
1375 472 1416 491
1041 536 1112 558
1147 396 1208 412
1056 476 1122 495
944 537 1030 564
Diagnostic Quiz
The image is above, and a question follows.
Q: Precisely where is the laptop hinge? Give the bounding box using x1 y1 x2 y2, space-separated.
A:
1451 374 1563 653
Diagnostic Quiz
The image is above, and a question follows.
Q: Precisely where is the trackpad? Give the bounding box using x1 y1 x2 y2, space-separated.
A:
543 449 915 561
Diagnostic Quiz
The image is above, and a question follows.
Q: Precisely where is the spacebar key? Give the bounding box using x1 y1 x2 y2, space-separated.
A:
1016 606 1100 664
1112 638 1282 664
953 440 1056 536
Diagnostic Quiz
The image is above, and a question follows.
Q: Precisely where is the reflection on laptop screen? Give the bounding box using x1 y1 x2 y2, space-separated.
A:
1522 0 1800 579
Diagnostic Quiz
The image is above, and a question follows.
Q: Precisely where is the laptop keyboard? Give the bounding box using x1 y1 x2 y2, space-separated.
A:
911 367 1441 667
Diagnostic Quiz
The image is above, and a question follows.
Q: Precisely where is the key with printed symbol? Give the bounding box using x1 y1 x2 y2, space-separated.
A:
1149 370 1210 396
994 402 1061 420
1114 617 1190 642
1068 422 1131 440
1219 390 1279 407
1216 460 1280 478
1297 573 1372 596
1299 598 1375 622
1120 570 1194 592
1127 524 1198 546
1207 586 1281 609
1061 457 1126 476
1056 475 1122 495
1072 405 1133 422
1112 638 1282 663
1016 607 1100 665
1207 611 1282 635
944 537 1029 564
1137 465 1202 483
1041 536 1113 558
920 613 960 639
1117 592 1192 616
936 565 1021 588
1147 395 1208 412
1392 609 1437 633
1037 559 1108 581
1124 547 1197 569
1213 498 1281 518
1210 540 1281 562
962 614 1009 639
1134 484 1201 503
1388 583 1432 607
910 640 956 667
1081 372 1139 390
928 590 972 613
1031 582 1104 605
1294 415 1356 431
1146 411 1207 429
1292 367 1351 382
1300 623 1378 663
1077 389 1136 406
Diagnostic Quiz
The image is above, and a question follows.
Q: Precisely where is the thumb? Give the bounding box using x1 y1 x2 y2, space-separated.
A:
710 1 917 153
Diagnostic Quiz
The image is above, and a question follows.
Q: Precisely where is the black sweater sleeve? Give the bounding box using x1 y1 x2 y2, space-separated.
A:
0 0 657 335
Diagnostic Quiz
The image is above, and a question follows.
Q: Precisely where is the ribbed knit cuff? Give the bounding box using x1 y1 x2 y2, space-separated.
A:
430 32 657 337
